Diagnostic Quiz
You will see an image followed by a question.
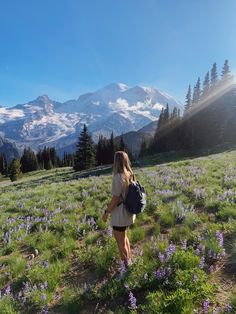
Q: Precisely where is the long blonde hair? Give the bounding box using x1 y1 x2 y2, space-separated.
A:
113 151 133 185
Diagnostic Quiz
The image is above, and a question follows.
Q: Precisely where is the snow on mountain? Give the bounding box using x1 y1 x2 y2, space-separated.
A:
0 83 182 155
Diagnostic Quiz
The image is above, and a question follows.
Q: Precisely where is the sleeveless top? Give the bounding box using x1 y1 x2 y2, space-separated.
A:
110 172 136 227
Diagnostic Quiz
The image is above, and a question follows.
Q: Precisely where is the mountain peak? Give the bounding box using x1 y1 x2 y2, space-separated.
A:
101 83 129 92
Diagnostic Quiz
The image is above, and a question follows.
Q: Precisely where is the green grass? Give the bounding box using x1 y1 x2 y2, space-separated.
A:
0 150 236 313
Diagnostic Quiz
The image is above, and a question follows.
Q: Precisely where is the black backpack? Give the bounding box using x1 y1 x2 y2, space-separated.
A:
120 174 147 214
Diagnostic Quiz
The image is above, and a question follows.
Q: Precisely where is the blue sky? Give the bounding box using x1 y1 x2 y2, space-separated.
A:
0 0 236 107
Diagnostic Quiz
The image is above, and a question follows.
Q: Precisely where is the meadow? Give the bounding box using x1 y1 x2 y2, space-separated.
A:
0 150 236 314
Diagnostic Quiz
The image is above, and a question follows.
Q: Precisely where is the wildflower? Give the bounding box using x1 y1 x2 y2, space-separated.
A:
193 274 198 282
202 299 210 314
129 291 137 309
154 267 166 279
165 243 176 259
158 252 165 264
199 256 205 269
120 260 127 274
42 293 47 302
40 305 49 314
213 307 219 314
209 265 214 273
224 304 233 312
107 226 113 237
216 231 223 247
5 285 11 295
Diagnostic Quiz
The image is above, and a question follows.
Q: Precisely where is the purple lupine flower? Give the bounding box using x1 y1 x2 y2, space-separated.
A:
216 231 223 247
165 243 176 259
195 248 200 256
213 307 219 314
224 304 233 312
5 285 11 295
209 265 214 273
120 260 127 274
199 256 205 269
154 267 166 279
40 305 49 314
129 291 137 309
107 227 113 237
158 252 165 264
202 299 210 314
41 293 47 301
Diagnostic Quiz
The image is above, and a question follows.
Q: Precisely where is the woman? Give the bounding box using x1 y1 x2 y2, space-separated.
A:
102 151 136 268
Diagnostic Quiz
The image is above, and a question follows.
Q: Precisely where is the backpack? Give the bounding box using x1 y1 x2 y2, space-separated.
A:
120 174 147 214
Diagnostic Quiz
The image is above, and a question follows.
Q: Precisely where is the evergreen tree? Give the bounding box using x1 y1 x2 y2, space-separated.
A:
211 62 218 86
184 85 192 113
109 131 115 163
96 134 107 165
221 59 231 81
139 138 148 157
157 108 164 128
192 77 201 105
163 103 170 124
9 158 22 182
20 148 38 173
36 149 44 169
0 154 8 175
49 147 57 167
202 71 210 98
119 134 125 151
73 124 95 171
42 146 53 170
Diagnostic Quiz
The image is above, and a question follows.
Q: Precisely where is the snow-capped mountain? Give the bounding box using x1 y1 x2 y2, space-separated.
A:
0 83 182 155
0 135 19 163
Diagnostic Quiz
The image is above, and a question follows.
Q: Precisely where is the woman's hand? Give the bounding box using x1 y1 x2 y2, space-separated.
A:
102 210 109 223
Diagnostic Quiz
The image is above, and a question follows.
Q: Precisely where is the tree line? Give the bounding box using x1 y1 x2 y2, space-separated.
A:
0 127 129 181
140 59 236 156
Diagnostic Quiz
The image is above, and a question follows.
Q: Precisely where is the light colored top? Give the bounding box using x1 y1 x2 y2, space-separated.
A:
110 172 136 227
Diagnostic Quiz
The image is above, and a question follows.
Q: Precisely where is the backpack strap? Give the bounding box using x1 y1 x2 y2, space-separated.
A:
117 172 135 206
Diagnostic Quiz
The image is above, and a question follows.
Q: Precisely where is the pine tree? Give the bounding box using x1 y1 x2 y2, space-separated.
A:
96 134 106 165
41 146 53 170
192 77 201 105
20 148 38 173
119 134 125 151
202 72 210 98
163 103 170 124
157 108 164 128
73 124 95 171
9 158 22 182
184 85 192 113
0 154 8 175
221 59 231 81
139 138 148 157
109 131 115 163
49 147 57 167
211 62 218 86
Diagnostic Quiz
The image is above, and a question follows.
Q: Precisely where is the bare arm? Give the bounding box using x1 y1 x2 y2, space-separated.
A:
106 195 121 214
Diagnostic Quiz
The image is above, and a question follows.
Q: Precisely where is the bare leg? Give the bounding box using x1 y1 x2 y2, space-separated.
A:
113 229 129 263
125 230 131 263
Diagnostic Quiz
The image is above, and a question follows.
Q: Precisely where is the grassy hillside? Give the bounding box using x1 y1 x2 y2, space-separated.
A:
0 150 236 313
